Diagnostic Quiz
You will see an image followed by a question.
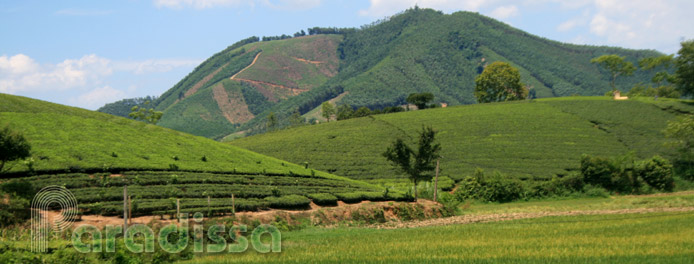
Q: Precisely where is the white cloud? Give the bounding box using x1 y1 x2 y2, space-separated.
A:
0 54 200 109
557 19 579 32
73 86 126 109
0 54 111 94
359 0 494 17
582 0 693 53
154 0 245 9
490 5 518 19
114 59 202 75
261 0 322 10
154 0 321 10
0 54 39 75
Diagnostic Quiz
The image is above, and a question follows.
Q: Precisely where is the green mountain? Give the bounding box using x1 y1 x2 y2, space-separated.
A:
230 97 694 187
0 93 391 215
100 8 661 139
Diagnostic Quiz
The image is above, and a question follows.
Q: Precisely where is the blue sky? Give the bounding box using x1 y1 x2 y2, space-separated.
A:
1 0 693 110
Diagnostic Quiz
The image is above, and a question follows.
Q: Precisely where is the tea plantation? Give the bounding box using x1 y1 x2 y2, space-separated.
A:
0 94 390 215
231 97 694 186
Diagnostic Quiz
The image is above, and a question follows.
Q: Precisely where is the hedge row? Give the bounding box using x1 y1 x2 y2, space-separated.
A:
307 193 338 206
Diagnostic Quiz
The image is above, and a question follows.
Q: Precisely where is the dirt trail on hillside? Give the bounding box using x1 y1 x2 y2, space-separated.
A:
292 56 325 65
369 206 694 229
230 52 262 80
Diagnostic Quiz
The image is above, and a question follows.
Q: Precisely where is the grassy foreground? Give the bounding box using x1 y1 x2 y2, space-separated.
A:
186 211 694 263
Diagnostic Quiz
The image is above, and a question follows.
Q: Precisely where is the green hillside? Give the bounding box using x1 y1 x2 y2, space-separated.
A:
98 35 342 139
231 97 694 187
0 93 393 215
99 8 659 140
235 8 660 135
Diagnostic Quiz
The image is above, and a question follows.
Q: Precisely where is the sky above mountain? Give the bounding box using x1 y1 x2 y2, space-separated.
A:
1 0 692 110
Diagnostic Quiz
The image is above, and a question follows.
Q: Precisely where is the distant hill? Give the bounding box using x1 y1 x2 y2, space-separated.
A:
0 93 391 215
231 97 694 187
100 8 661 139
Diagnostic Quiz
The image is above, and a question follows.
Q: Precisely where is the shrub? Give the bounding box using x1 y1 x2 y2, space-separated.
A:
454 176 483 201
635 156 675 191
307 193 338 206
480 172 525 203
581 154 640 193
335 192 363 203
582 184 610 198
265 195 310 210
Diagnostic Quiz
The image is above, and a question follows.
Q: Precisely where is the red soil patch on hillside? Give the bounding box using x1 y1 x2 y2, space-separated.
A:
186 62 229 98
212 83 255 124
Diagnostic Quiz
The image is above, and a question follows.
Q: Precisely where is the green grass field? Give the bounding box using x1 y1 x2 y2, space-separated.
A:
0 93 316 175
231 97 694 188
186 211 694 263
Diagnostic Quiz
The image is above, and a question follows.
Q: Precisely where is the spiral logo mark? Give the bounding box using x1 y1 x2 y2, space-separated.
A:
31 186 78 252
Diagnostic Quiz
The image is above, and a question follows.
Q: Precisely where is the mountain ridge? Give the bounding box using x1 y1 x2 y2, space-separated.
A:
99 8 662 139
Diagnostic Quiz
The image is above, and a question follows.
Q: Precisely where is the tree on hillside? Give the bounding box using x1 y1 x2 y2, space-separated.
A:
639 55 676 88
406 93 435 110
266 112 278 131
353 107 372 118
321 102 336 122
129 101 163 125
0 125 31 173
676 40 694 97
290 110 305 127
474 62 527 103
337 104 354 121
591 55 636 92
664 115 694 179
383 126 441 201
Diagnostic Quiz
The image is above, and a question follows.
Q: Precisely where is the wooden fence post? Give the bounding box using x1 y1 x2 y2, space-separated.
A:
123 185 128 233
434 159 440 202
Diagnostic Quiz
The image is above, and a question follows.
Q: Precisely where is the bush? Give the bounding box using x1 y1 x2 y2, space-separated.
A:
265 195 310 210
581 154 640 193
581 154 675 193
636 156 675 191
454 176 483 201
307 193 338 206
582 184 610 198
454 169 525 203
335 192 363 203
480 172 525 203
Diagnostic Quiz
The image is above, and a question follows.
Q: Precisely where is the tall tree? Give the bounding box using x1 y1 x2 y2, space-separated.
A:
639 55 676 87
664 114 694 179
676 40 694 96
383 126 441 201
337 104 354 121
474 62 527 103
591 55 636 91
0 125 31 173
321 102 336 122
406 93 434 110
289 110 304 127
128 101 163 125
266 112 278 131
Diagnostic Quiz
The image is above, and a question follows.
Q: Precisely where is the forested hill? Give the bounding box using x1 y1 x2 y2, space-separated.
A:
99 8 661 139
